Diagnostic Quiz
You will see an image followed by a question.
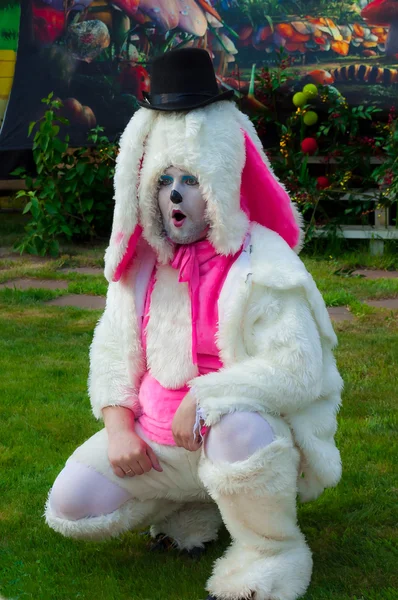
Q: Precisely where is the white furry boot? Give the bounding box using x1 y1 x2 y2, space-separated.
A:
149 501 222 553
198 437 312 600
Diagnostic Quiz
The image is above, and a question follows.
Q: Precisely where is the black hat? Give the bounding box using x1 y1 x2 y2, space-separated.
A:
138 48 235 112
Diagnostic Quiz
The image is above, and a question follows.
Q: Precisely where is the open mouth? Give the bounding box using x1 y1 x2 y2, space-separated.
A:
172 209 186 227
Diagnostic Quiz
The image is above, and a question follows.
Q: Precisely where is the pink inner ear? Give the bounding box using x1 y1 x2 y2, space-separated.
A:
240 131 300 249
112 225 143 282
114 231 124 244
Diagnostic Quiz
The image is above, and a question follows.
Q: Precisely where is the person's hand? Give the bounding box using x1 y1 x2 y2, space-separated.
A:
172 392 203 451
108 429 163 478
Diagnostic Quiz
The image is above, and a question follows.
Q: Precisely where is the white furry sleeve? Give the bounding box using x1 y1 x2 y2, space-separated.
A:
88 281 144 421
189 287 324 424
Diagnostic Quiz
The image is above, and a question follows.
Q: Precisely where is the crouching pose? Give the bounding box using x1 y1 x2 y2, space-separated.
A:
45 49 343 600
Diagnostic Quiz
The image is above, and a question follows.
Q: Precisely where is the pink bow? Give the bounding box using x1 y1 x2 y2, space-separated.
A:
171 245 200 365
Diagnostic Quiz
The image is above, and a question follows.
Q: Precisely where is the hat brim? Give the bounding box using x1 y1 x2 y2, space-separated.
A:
137 89 235 112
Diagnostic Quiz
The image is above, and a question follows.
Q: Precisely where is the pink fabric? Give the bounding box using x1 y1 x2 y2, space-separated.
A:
112 224 143 283
136 240 241 446
112 130 300 282
171 245 200 365
240 131 300 249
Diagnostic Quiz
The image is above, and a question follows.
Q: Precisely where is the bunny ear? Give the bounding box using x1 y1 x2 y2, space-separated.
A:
240 130 303 251
111 224 143 282
104 109 158 283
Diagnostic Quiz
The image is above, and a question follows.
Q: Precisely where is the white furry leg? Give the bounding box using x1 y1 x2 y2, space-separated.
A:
206 542 312 600
44 494 178 542
199 436 312 600
150 501 222 551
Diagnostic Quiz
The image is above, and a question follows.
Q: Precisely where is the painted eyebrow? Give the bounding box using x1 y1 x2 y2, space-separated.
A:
159 174 173 182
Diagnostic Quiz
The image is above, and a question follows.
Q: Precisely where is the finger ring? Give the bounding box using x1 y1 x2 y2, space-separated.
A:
125 468 133 474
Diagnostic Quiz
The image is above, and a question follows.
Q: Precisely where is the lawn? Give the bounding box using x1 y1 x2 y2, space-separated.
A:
0 216 397 600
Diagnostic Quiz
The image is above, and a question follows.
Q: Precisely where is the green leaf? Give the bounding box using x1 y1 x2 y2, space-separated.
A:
41 135 49 153
48 239 60 257
11 167 26 177
76 162 86 175
53 137 67 153
82 197 94 211
30 197 40 219
83 171 95 186
22 202 32 214
264 14 274 32
28 121 36 136
48 224 58 234
44 202 59 215
60 224 73 237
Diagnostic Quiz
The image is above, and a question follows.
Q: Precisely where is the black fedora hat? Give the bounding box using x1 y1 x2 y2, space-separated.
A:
138 48 235 112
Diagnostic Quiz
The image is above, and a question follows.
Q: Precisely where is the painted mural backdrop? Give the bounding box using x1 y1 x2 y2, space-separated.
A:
0 1 20 125
0 0 397 151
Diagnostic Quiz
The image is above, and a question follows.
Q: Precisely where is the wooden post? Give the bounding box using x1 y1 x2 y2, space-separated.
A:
371 205 389 255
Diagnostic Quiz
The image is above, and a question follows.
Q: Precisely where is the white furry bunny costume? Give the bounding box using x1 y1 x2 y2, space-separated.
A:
45 49 343 600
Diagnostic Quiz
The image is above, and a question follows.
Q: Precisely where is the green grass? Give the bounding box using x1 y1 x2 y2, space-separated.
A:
1 241 397 310
303 256 398 307
0 287 61 305
0 304 397 600
0 213 397 599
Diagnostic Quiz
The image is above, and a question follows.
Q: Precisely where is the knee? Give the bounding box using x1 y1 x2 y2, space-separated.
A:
48 462 92 521
204 412 275 463
48 460 133 521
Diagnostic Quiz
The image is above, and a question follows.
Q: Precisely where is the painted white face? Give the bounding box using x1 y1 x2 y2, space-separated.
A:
157 166 209 245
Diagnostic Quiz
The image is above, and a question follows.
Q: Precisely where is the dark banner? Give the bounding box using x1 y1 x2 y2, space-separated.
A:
1 0 397 155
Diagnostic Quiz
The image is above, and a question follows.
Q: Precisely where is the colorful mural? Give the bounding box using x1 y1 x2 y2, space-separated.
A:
0 0 397 151
0 1 20 124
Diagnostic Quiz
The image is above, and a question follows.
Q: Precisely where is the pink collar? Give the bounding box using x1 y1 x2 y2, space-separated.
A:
170 239 240 364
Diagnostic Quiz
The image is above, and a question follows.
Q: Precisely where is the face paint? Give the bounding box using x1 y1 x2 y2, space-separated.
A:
157 166 209 244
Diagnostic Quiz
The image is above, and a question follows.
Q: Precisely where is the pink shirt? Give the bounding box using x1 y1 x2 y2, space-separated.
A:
136 239 241 445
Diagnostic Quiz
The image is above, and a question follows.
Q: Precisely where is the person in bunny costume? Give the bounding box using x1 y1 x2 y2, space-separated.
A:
45 48 343 600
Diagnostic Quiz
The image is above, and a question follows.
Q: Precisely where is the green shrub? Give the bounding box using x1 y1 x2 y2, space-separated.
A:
13 94 117 257
249 51 397 240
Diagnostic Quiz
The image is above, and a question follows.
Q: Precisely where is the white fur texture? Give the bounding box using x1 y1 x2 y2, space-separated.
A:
89 242 150 419
89 224 342 501
105 109 158 282
199 434 312 600
104 101 303 281
206 542 312 600
145 265 198 388
200 440 299 498
190 224 343 501
44 494 175 541
137 102 249 263
150 501 222 550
